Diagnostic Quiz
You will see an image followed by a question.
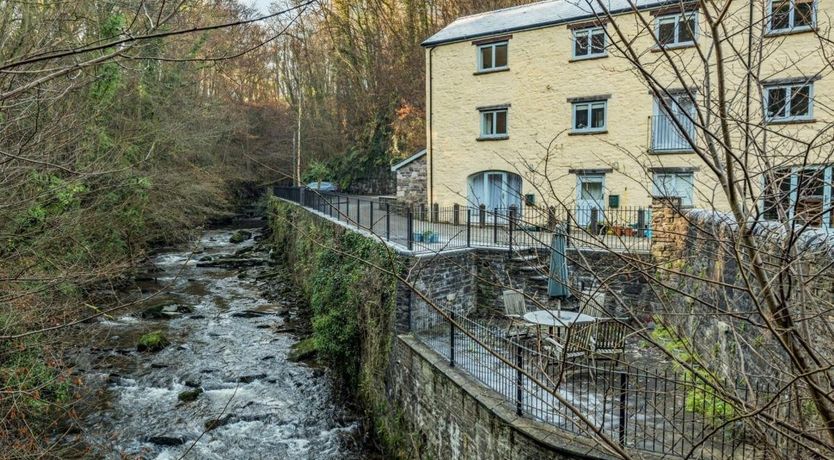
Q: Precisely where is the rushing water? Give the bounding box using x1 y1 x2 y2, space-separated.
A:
72 222 365 459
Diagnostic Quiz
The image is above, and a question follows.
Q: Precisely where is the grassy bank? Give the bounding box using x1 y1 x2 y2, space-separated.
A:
268 197 411 457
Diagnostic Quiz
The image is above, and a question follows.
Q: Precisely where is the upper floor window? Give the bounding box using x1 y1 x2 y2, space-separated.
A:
480 108 508 138
765 83 813 121
656 13 697 47
477 42 508 72
573 26 606 59
572 101 607 133
769 0 815 32
652 94 697 152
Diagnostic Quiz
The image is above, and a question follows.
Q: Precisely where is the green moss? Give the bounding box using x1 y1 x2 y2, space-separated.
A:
288 337 318 362
267 198 410 457
137 331 169 352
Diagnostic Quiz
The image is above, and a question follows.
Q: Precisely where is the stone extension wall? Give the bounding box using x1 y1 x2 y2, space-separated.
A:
395 154 427 205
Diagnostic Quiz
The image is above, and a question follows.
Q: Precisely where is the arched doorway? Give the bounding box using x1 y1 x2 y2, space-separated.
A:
466 171 523 211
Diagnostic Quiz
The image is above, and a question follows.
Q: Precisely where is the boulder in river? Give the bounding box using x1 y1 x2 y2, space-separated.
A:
177 388 203 403
287 337 318 363
137 331 169 352
146 436 186 446
204 414 235 432
229 230 252 244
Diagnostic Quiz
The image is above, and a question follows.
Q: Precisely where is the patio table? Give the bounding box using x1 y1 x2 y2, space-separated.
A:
523 310 597 338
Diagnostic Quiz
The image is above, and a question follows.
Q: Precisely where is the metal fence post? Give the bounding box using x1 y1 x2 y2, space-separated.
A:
299 187 305 206
356 198 361 227
453 204 460 226
479 204 486 228
618 370 628 446
516 344 523 416
509 205 517 253
493 208 499 245
449 310 455 368
346 197 350 222
369 202 374 233
407 207 414 250
466 209 472 248
386 203 391 240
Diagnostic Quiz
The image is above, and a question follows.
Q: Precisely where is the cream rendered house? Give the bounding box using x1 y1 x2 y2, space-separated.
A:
422 0 834 229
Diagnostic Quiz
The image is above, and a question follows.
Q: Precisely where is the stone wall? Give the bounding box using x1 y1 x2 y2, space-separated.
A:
395 154 427 205
474 247 653 317
649 197 834 380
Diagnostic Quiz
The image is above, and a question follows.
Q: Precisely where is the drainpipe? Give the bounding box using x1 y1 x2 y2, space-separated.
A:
428 46 435 208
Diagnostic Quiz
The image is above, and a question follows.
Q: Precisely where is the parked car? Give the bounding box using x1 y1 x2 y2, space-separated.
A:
306 181 338 192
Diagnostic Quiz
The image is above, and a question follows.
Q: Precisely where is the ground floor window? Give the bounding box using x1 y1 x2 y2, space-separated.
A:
652 172 695 207
762 166 832 228
467 171 522 210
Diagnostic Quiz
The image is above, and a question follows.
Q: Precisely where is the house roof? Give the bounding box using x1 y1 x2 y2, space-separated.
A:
422 0 676 47
391 149 427 172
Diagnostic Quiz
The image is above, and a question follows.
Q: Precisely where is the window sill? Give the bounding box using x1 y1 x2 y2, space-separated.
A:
476 135 510 141
474 67 510 76
569 54 609 62
648 148 696 155
766 118 816 125
764 26 817 38
569 130 608 136
651 42 696 52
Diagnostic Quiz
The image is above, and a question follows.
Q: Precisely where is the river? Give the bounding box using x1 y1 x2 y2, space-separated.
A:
68 220 366 459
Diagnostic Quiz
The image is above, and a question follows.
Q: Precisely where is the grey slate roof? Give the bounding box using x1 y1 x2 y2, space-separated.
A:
422 0 674 47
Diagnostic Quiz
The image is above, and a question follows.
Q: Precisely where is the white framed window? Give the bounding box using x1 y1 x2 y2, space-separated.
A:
652 95 697 152
477 42 508 72
652 172 695 207
764 83 813 121
572 101 607 133
480 109 508 138
573 26 607 59
769 0 815 32
655 13 698 47
762 166 832 228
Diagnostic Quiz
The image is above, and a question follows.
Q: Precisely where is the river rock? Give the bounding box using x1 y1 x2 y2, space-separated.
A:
137 331 169 352
177 388 203 403
237 373 267 383
146 436 186 446
229 230 252 244
196 257 266 269
204 414 234 432
287 338 317 363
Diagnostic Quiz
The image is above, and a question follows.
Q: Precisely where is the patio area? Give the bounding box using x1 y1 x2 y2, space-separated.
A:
274 188 653 254
411 305 779 460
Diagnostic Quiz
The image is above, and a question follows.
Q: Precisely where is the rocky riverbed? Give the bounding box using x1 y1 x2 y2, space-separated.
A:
64 219 366 458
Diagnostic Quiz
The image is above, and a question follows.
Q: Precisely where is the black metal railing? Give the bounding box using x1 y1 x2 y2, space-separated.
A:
410 301 808 459
274 187 653 253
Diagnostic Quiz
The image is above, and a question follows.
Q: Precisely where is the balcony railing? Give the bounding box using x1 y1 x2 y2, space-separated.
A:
649 115 696 153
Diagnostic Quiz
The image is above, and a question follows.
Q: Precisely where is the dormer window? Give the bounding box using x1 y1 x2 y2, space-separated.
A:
769 0 815 32
477 41 508 72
